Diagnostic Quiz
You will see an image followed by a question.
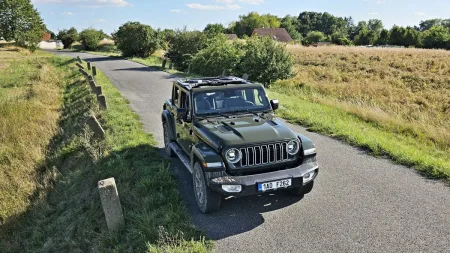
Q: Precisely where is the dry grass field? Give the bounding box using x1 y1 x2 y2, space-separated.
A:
271 45 450 178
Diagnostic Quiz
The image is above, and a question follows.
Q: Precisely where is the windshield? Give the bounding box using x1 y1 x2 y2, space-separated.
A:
193 87 271 116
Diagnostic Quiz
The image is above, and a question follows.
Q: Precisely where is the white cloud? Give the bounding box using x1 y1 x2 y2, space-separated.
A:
32 0 130 7
368 12 379 15
216 0 264 4
414 12 426 16
97 18 106 22
376 0 385 4
187 3 241 10
170 9 182 12
61 11 74 16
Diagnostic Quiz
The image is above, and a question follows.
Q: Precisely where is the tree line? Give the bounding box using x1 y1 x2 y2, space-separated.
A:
203 12 450 49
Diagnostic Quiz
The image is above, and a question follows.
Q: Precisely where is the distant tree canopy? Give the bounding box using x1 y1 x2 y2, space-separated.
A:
113 22 159 58
203 23 225 35
231 12 281 37
79 28 104 51
0 0 46 51
57 27 78 49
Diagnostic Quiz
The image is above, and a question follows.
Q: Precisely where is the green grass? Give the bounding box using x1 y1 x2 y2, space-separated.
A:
0 50 210 252
269 85 450 180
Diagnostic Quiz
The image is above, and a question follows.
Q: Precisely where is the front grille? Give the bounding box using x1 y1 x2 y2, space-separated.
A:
240 143 289 167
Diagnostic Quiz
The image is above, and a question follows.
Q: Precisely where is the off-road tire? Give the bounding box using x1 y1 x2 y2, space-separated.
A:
289 181 314 196
163 121 175 157
193 162 221 213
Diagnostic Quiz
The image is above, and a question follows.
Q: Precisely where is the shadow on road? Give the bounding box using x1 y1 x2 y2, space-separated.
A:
112 66 161 72
161 149 303 240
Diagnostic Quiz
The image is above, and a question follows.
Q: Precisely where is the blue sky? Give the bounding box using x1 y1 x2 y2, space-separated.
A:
31 0 450 35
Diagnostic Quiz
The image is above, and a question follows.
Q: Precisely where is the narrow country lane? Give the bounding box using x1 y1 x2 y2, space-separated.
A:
52 51 450 253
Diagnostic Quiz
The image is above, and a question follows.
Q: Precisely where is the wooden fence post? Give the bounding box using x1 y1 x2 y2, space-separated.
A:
98 178 125 232
76 63 84 69
77 56 82 63
86 115 105 138
162 59 167 69
94 85 103 96
92 66 97 76
87 61 91 70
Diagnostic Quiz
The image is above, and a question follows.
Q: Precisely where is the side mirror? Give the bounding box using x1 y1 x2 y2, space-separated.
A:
270 99 279 111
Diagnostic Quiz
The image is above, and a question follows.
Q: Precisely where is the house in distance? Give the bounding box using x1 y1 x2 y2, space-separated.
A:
251 28 293 43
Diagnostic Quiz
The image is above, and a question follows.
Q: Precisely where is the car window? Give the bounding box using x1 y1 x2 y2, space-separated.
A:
172 86 180 107
193 87 270 115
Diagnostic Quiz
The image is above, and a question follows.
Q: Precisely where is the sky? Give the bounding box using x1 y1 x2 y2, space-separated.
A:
31 0 450 35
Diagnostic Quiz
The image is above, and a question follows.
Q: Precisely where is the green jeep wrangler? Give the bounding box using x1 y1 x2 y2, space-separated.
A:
162 76 319 213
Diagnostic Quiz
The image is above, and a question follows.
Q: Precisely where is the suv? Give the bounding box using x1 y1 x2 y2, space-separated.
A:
162 76 319 213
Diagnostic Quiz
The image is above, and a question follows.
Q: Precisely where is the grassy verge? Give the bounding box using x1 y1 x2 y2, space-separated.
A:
269 85 450 180
0 48 209 252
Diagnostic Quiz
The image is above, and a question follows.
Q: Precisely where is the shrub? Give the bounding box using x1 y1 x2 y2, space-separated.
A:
190 35 245 76
304 31 326 45
79 28 104 51
422 26 450 49
165 29 208 70
240 36 294 87
57 27 78 49
113 21 159 58
331 32 352 46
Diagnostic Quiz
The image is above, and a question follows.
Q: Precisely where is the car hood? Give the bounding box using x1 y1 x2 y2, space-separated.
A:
194 116 298 150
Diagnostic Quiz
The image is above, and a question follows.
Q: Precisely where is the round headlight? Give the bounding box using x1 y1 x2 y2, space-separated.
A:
226 148 241 163
287 140 300 155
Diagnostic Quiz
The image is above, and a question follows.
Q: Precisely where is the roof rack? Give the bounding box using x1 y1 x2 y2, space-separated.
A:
177 76 251 89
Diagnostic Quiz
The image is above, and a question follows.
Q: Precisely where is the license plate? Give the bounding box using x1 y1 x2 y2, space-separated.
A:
258 179 292 192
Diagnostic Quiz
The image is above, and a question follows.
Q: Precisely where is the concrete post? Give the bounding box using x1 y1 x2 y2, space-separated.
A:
242 73 249 80
87 61 91 70
97 95 107 110
98 178 124 232
88 76 96 90
94 86 103 96
92 66 97 76
86 115 105 138
222 69 226 76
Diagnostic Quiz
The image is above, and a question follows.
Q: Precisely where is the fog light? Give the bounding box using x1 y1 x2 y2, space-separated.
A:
303 170 316 185
222 185 242 193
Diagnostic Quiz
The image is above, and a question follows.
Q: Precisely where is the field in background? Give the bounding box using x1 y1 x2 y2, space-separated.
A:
0 48 208 252
272 45 450 178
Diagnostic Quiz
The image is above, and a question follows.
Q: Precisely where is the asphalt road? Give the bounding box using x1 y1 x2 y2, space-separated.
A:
52 51 450 253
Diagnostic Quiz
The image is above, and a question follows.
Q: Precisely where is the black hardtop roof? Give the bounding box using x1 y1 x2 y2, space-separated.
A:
176 76 259 90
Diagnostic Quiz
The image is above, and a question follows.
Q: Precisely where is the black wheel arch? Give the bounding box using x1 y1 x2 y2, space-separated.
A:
162 110 176 141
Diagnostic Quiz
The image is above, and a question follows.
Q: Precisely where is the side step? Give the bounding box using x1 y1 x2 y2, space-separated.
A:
169 142 193 174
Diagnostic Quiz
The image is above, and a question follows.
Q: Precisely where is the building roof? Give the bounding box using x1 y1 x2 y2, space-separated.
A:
225 34 238 40
251 28 293 42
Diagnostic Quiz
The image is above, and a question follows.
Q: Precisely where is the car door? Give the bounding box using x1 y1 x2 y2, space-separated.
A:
176 90 193 153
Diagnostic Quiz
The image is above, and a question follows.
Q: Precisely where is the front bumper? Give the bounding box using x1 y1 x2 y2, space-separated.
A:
207 161 319 196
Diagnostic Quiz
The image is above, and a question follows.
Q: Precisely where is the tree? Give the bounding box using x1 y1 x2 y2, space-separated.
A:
304 31 326 45
350 21 368 41
354 28 378 45
203 23 225 35
422 26 450 49
368 19 384 34
240 36 294 87
403 27 421 47
79 28 103 51
47 30 56 40
389 25 406 46
280 15 302 41
297 11 347 37
0 0 45 51
376 29 390 45
165 29 208 70
57 27 78 49
113 22 159 58
233 12 281 37
158 28 175 50
331 32 352 46
191 35 245 76
419 19 443 31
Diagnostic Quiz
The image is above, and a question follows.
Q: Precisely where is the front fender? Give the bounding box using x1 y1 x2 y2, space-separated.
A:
191 143 226 172
161 110 176 141
298 134 316 156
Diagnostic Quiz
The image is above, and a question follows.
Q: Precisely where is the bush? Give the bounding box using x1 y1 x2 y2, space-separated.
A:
190 35 245 76
422 26 450 49
240 36 294 87
113 22 159 58
57 27 78 49
165 29 208 70
304 31 326 45
331 32 352 46
79 28 104 51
